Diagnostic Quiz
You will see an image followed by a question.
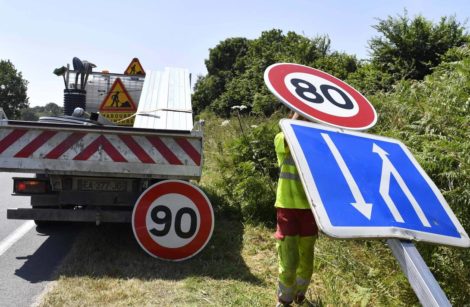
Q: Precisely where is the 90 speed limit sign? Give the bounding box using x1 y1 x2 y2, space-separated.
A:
132 180 214 261
264 63 377 130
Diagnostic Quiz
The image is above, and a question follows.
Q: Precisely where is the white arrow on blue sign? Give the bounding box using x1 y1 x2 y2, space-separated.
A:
280 119 470 247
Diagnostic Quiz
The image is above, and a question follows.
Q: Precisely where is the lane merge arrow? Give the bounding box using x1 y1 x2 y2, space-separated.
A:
321 133 373 219
372 143 431 227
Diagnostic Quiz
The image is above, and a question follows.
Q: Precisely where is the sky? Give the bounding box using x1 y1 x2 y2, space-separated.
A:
1 0 469 107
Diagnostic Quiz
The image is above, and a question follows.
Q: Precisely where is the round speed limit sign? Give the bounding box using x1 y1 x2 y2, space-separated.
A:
264 63 377 130
132 180 214 261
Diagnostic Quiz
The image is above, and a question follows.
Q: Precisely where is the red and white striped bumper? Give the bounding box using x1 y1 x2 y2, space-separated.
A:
0 123 203 179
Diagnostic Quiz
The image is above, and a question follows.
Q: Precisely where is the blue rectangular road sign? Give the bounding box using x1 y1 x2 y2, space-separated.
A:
280 119 470 247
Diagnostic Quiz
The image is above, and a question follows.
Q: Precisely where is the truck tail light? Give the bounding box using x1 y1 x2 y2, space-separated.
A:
13 178 49 194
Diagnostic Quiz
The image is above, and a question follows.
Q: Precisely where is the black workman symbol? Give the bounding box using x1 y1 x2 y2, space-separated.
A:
130 64 136 74
111 90 120 107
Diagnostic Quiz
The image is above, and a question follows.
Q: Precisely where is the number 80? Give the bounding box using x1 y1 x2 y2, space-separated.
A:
291 78 354 110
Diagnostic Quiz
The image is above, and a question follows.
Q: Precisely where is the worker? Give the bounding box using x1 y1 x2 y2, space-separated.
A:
274 112 318 307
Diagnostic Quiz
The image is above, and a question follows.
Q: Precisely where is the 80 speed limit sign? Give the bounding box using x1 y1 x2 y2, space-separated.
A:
264 63 377 130
132 180 214 261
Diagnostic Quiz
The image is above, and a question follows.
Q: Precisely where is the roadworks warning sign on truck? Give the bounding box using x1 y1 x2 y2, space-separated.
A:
99 78 137 126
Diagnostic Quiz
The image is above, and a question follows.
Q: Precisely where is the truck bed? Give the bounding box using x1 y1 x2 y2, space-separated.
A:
0 120 203 179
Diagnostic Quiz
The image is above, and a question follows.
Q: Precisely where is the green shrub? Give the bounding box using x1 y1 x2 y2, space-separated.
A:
205 113 282 225
369 46 470 305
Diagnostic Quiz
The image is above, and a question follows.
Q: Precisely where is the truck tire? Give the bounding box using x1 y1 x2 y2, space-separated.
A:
34 220 54 227
32 205 60 227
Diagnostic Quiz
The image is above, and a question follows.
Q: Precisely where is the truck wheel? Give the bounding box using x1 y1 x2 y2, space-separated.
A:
32 205 59 227
34 220 54 227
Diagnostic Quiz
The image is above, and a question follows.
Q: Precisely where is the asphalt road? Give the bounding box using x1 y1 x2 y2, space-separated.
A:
0 172 80 307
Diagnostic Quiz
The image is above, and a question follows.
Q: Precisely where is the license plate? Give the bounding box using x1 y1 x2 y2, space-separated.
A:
79 179 127 192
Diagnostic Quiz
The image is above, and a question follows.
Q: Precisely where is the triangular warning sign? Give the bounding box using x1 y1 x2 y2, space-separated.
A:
99 78 137 112
124 58 145 75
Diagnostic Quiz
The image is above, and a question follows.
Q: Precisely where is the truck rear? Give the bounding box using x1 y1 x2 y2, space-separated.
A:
1 59 212 260
3 121 203 224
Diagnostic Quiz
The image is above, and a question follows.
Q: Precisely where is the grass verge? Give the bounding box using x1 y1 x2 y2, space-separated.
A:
39 217 418 306
39 219 277 306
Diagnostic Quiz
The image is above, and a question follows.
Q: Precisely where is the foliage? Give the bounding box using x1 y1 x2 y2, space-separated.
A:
346 61 395 95
195 16 468 117
193 29 360 117
197 41 470 306
20 102 63 121
368 45 470 305
44 102 63 115
208 111 281 224
0 59 29 119
197 108 283 224
314 51 359 80
369 11 469 82
192 38 249 115
205 37 249 76
20 108 39 121
192 74 225 115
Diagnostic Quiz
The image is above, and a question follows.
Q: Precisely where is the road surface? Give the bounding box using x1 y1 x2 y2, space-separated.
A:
0 172 80 307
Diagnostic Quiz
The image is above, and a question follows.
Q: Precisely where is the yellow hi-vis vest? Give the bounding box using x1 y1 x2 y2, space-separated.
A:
274 132 310 209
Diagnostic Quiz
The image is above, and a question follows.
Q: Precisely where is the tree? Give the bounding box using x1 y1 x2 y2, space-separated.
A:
20 108 39 121
313 51 359 80
369 12 469 81
44 102 62 116
0 60 29 119
205 37 249 76
346 62 394 95
193 38 249 114
193 29 359 117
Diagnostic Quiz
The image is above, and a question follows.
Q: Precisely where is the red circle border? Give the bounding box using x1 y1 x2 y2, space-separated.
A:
132 180 214 261
265 63 377 130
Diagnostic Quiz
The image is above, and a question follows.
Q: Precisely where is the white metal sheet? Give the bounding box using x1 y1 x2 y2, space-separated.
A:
133 68 193 131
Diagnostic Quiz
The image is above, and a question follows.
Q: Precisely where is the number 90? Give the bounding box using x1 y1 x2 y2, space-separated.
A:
150 205 197 239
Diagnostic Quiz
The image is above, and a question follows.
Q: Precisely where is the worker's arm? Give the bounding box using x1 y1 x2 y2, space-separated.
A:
275 133 290 170
275 132 289 154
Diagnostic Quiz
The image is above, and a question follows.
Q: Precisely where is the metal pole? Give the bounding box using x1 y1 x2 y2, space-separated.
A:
387 239 451 307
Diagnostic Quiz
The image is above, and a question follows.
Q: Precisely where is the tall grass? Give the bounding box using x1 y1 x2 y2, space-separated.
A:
197 112 419 306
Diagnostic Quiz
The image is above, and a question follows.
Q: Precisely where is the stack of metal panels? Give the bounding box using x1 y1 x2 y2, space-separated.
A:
133 68 193 131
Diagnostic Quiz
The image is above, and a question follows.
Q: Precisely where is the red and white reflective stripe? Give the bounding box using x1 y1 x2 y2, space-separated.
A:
118 134 154 163
15 130 58 158
0 129 28 154
175 138 201 166
45 132 86 159
73 135 128 162
0 128 201 166
146 136 183 165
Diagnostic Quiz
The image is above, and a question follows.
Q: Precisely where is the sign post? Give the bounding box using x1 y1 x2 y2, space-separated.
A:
264 63 469 306
387 239 451 307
